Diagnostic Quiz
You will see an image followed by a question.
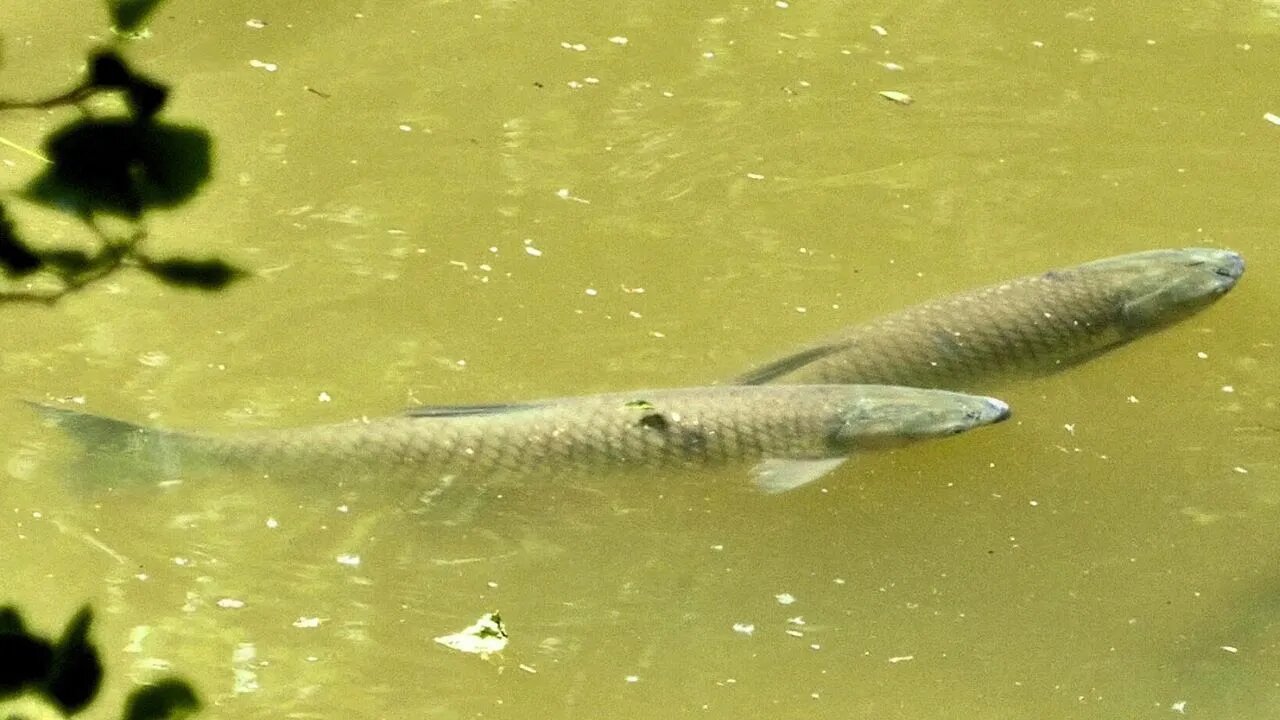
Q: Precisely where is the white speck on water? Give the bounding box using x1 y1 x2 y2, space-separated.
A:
746 172 765 180
519 664 537 674
173 557 190 566
776 1 789 8
1029 500 1039 507
1221 385 1235 393
1197 351 1209 359
217 598 245 609
871 24 888 36
245 19 266 29
31 511 42 519
732 622 755 635
585 288 598 296
1221 645 1239 653
265 517 279 529
248 59 279 72
609 36 628 45
292 617 323 628
880 89 914 104
584 77 600 85
1171 699 1188 714
318 391 332 402
785 629 804 638
1264 112 1280 126
1233 466 1248 474
1127 395 1139 403
337 504 349 513
1032 40 1045 48
810 644 821 650
711 544 724 551
775 593 797 605
567 80 583 89
661 90 674 97
888 655 914 663
1064 423 1076 435
487 580 499 588
649 330 666 338
880 61 904 71
834 578 846 585
625 675 640 683
795 307 807 314
559 41 588 52
524 244 543 257
787 616 806 626
702 51 716 59
336 553 361 566
398 124 412 132
628 310 642 318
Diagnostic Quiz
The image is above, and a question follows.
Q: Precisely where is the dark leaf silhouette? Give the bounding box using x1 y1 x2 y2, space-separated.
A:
123 679 202 720
24 119 212 218
44 605 103 714
0 204 43 276
88 50 133 89
42 249 96 274
0 606 54 698
110 0 166 34
138 256 247 290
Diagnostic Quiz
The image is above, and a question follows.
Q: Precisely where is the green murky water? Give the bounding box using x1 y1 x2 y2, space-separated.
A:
2 0 1278 717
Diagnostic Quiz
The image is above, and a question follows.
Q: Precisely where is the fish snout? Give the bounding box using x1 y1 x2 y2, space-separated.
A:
981 397 1012 424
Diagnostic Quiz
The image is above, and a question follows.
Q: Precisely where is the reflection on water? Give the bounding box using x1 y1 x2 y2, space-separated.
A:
2 0 1278 717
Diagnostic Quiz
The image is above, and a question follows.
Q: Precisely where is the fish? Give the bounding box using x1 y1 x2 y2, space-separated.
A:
30 384 1011 494
734 247 1245 390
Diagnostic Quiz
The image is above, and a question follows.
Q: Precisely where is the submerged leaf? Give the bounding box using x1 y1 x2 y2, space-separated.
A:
138 256 247 290
122 679 201 720
110 0 166 33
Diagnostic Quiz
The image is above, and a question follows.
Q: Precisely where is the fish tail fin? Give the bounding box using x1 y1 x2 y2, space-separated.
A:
26 401 191 481
26 401 151 451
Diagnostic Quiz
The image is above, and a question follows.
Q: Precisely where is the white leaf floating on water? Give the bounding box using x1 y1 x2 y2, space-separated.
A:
878 90 913 105
434 612 509 656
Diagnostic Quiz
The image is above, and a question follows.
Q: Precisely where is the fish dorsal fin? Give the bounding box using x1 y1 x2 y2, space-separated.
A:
750 457 849 494
405 402 544 418
734 343 849 385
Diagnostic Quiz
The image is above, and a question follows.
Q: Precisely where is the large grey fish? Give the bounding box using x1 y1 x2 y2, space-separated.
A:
32 384 1010 494
735 248 1245 390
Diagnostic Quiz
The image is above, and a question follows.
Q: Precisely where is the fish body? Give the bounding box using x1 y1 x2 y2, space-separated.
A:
735 248 1245 389
32 384 1010 493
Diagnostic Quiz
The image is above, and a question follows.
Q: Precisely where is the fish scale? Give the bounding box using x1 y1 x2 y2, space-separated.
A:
735 248 1244 390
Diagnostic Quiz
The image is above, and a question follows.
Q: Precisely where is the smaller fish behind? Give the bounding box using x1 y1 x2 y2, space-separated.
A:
735 247 1245 390
29 384 1011 495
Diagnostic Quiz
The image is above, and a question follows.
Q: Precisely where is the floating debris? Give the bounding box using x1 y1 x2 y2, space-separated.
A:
248 59 279 72
871 25 888 36
1264 112 1280 126
775 592 797 605
887 655 914 663
732 622 755 636
878 90 913 105
434 612 508 656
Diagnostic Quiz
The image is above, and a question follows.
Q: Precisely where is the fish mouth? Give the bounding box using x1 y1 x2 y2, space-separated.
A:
1182 248 1245 290
983 397 1012 424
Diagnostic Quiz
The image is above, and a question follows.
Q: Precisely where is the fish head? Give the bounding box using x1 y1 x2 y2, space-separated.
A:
829 386 1011 450
1078 248 1244 330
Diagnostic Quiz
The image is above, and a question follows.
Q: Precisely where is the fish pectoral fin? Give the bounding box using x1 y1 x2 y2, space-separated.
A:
733 344 849 385
751 457 849 494
404 402 544 418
